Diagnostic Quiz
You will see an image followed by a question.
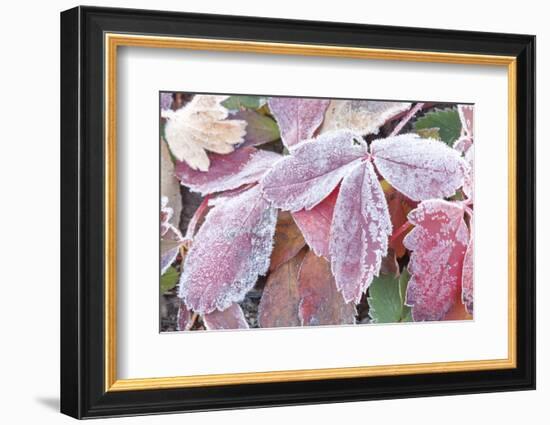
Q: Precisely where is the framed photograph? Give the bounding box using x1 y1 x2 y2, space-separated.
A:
60 6 535 419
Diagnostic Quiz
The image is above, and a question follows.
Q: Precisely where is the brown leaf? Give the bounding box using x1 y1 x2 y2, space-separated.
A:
163 95 247 171
298 251 356 326
202 303 249 330
269 211 306 271
258 251 306 328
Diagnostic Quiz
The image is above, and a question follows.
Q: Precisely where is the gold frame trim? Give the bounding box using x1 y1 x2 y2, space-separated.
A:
104 33 517 392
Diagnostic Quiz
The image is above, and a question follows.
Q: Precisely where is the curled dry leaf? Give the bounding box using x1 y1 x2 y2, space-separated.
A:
258 250 305 328
371 134 467 201
175 146 281 196
404 200 469 321
330 161 392 304
179 185 277 314
268 97 330 149
292 187 339 259
160 197 184 275
161 139 182 226
269 212 306 272
298 251 356 326
261 130 367 211
320 100 411 136
164 95 247 172
203 303 249 330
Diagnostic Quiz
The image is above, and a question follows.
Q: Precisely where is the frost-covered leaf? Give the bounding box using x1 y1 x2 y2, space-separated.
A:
371 134 467 201
161 139 182 226
179 185 277 314
404 200 469 321
175 146 281 196
462 234 474 315
298 251 356 326
222 95 267 111
320 100 411 136
177 303 192 331
164 95 247 171
330 161 392 304
203 303 249 330
160 197 184 274
413 108 461 146
160 92 173 111
232 110 280 148
258 251 305 328
463 146 474 200
367 273 411 323
269 212 306 272
292 188 338 259
458 104 474 137
261 130 367 211
160 266 179 293
268 97 329 148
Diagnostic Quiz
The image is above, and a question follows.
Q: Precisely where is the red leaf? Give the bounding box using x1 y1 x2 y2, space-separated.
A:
386 188 414 257
292 187 339 259
462 234 474 315
232 110 280 148
298 251 356 326
404 200 469 321
175 146 281 195
258 251 305 328
261 130 367 211
203 303 249 330
371 134 468 201
179 185 277 314
269 212 306 272
329 161 392 303
268 97 329 149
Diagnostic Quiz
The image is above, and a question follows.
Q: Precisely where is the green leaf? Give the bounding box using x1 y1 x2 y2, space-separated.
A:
415 127 440 140
413 108 461 146
222 96 267 111
398 268 412 321
368 271 411 323
160 266 179 293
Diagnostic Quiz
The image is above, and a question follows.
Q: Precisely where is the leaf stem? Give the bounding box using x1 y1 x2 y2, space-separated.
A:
184 195 210 241
390 220 412 244
390 102 425 137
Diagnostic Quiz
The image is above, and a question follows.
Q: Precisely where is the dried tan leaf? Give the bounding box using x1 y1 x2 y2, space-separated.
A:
164 95 247 171
319 100 411 136
160 139 182 226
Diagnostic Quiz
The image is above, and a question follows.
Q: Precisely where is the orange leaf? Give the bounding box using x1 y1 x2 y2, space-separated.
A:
269 212 306 272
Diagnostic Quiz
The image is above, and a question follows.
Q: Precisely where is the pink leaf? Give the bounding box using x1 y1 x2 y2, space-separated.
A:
462 234 474 315
292 187 338 258
329 161 392 304
403 200 469 321
268 97 329 148
177 304 193 331
179 185 277 314
298 251 356 326
458 104 474 137
261 130 367 211
175 146 281 195
203 303 249 330
463 146 474 200
371 134 467 201
232 110 280 148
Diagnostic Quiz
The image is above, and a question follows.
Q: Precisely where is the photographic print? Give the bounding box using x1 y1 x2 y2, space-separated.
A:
159 93 474 332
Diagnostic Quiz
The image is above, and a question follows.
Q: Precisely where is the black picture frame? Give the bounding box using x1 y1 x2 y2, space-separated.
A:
61 5 536 419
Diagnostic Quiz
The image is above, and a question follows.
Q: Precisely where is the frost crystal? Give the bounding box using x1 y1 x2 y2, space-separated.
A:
178 185 277 314
261 130 367 211
329 161 392 304
371 134 468 201
175 146 281 195
164 95 247 171
462 235 474 315
320 100 411 136
403 199 469 321
203 303 249 330
160 92 173 111
268 97 330 148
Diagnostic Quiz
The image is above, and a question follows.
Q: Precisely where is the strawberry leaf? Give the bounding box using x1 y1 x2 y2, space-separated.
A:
320 100 411 136
232 110 280 148
330 161 392 303
367 273 411 323
261 130 367 211
258 251 305 328
403 200 469 321
179 185 277 314
413 108 461 146
175 146 281 196
160 266 179 294
222 96 267 111
371 134 467 201
292 187 338 259
298 251 356 326
203 303 249 330
269 212 306 272
268 97 330 149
